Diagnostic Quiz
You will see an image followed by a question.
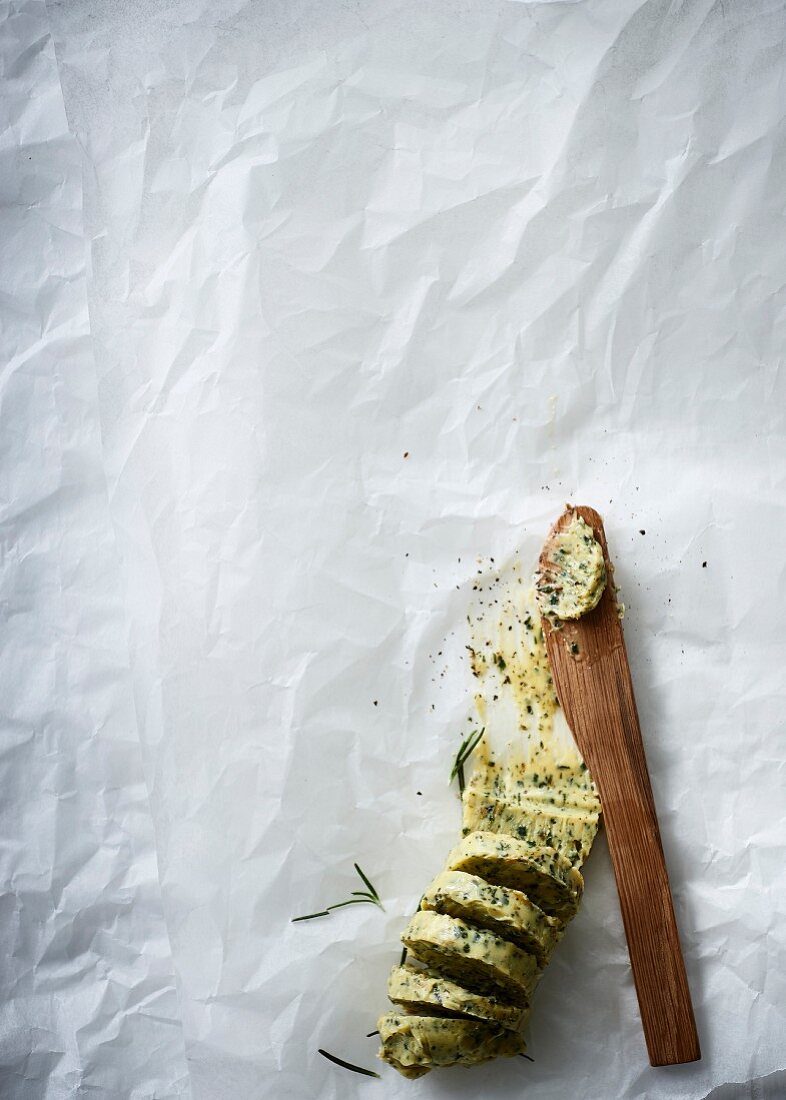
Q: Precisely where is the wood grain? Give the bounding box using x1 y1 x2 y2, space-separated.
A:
540 505 700 1067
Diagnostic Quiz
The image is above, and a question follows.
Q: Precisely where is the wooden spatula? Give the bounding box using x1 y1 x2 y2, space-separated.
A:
540 505 700 1067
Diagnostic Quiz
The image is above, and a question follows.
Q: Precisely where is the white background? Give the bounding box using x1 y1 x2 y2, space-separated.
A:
4 0 786 1096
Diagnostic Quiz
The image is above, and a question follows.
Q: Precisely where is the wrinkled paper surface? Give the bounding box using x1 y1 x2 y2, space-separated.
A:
0 3 189 1097
23 0 786 1096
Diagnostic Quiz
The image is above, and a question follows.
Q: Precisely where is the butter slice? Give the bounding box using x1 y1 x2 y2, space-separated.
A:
421 870 561 966
535 513 606 621
446 830 583 922
401 910 538 1006
377 1012 524 1078
387 963 525 1030
462 787 599 868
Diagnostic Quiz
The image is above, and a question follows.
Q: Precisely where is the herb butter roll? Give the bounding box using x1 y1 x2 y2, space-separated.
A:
387 963 526 1030
377 1012 525 1078
420 870 561 966
401 911 539 1006
446 830 583 922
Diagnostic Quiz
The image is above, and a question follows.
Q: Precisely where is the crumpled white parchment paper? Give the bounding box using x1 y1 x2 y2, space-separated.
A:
0 3 189 1097
41 0 786 1096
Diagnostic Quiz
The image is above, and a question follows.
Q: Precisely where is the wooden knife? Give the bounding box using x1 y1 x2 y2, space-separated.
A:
540 505 700 1067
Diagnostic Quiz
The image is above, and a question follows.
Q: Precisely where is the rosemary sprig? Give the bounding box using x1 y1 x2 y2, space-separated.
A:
292 863 385 923
318 1049 380 1079
449 727 485 793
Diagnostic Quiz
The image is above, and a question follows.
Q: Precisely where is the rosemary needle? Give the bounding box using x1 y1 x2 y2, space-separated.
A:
318 1048 381 1079
291 909 331 923
353 862 381 901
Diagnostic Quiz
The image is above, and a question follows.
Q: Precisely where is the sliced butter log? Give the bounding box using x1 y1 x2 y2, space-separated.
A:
446 830 583 922
377 1011 524 1079
420 870 561 967
462 788 599 868
387 963 526 1030
401 911 538 1006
